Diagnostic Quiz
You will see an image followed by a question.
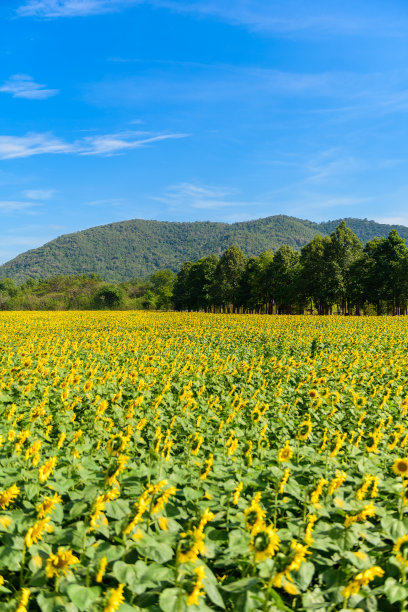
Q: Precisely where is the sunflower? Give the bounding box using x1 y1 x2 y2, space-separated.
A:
308 389 318 399
393 534 408 566
393 458 408 476
297 419 312 441
250 523 280 561
45 548 79 579
278 440 293 463
244 504 265 532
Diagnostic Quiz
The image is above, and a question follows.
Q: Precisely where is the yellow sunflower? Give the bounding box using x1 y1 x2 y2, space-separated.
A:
297 419 312 441
393 458 408 476
393 534 408 567
250 523 280 561
278 440 293 463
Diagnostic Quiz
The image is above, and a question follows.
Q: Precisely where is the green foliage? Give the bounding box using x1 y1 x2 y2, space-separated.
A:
93 285 125 309
2 220 408 314
2 215 408 284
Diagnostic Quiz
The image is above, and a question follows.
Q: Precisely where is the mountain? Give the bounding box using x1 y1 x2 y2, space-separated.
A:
1 215 407 283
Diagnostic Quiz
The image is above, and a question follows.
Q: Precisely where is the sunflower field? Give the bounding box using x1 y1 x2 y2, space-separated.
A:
1 312 408 611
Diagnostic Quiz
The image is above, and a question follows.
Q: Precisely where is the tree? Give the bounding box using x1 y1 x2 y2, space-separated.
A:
238 251 274 313
150 269 175 310
364 231 408 314
93 285 125 309
173 262 194 311
188 255 219 311
0 278 17 297
267 245 300 314
212 246 247 312
299 235 329 314
325 221 363 314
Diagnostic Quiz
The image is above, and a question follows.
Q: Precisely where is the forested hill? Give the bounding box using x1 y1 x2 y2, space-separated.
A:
1 215 408 283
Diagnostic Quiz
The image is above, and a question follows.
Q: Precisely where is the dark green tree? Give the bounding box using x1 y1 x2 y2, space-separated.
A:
93 285 125 309
188 255 219 311
150 269 175 310
173 262 194 311
212 246 247 312
268 245 300 314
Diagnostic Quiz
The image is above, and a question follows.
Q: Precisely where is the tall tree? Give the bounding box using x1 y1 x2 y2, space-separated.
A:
172 262 194 311
212 246 247 312
188 255 219 311
325 221 363 314
267 245 300 314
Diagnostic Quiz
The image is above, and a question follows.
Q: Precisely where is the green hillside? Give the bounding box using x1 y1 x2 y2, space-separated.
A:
1 215 407 283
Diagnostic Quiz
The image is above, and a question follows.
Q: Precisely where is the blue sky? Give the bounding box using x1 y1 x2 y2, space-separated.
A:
1 0 408 263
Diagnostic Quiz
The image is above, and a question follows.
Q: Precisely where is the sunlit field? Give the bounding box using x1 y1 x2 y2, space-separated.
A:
1 312 408 611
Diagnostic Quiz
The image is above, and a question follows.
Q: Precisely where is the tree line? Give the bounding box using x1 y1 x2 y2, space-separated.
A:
172 222 408 315
1 221 408 315
0 270 174 311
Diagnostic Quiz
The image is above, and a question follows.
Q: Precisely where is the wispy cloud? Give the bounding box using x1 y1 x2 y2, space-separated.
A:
0 236 47 246
79 131 187 155
0 131 188 159
23 188 57 199
0 133 72 159
153 182 256 210
17 0 137 17
303 148 365 185
0 74 59 100
84 66 408 121
0 201 38 212
17 0 405 37
84 197 127 206
375 216 408 227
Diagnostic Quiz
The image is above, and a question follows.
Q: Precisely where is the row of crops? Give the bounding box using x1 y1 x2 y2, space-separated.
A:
1 311 408 610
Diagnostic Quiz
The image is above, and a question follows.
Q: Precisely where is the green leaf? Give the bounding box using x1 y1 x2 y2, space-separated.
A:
159 588 186 612
112 561 140 587
141 562 174 584
135 540 174 563
227 530 251 556
381 516 407 540
94 542 125 561
105 498 130 519
69 502 88 520
37 592 78 612
295 561 315 591
203 577 225 609
67 585 100 611
383 577 408 603
268 589 294 612
221 577 259 593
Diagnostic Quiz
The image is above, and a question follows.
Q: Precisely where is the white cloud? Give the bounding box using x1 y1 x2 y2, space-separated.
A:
0 133 73 159
0 201 38 212
0 236 46 246
0 131 188 159
0 75 59 100
374 216 408 227
79 131 187 156
17 0 405 37
23 188 57 199
84 197 127 206
17 0 138 17
303 148 365 185
153 182 257 210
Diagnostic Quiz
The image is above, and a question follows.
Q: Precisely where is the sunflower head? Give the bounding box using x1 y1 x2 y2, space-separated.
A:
297 420 312 441
244 504 265 531
250 523 280 561
394 534 408 566
278 441 293 463
393 458 408 476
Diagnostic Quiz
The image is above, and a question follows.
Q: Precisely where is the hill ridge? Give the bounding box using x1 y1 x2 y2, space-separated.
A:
1 215 407 283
